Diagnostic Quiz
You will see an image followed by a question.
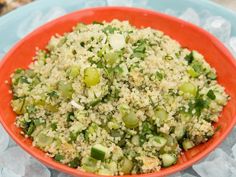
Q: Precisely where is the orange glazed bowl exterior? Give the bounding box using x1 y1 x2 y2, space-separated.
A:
0 7 236 177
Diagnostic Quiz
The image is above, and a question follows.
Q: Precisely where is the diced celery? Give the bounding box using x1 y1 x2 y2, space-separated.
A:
120 158 133 174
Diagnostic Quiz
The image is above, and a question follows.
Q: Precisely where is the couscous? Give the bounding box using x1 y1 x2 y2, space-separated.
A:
10 20 228 175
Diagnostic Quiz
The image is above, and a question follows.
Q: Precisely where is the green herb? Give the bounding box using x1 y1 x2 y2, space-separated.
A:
80 42 85 47
26 122 35 136
51 123 57 131
206 71 217 80
92 21 103 25
139 122 155 145
19 76 30 84
184 52 194 64
132 39 149 59
207 89 216 100
26 105 36 114
69 131 79 143
102 25 117 34
54 154 64 162
33 118 46 126
156 71 164 81
191 60 204 74
67 112 75 122
190 97 209 116
47 91 59 100
68 157 80 168
88 46 94 52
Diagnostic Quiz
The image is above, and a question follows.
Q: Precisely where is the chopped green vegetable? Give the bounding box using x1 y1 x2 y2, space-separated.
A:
150 136 167 148
155 108 168 125
91 144 108 161
92 21 103 25
179 82 197 97
35 133 54 148
103 52 120 66
122 111 139 128
102 25 117 34
187 67 199 78
67 65 80 79
120 158 133 174
184 52 194 64
84 67 100 87
50 123 57 131
207 89 216 100
58 81 74 99
207 71 217 80
182 139 194 151
54 154 64 162
155 71 164 81
68 157 80 168
160 153 177 167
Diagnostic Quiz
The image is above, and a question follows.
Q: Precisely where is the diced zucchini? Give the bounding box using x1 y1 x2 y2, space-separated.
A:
179 111 191 122
11 98 26 115
160 153 177 167
150 136 167 148
120 157 133 174
35 133 54 148
81 157 97 172
91 144 109 161
174 125 185 140
31 125 44 138
182 139 195 151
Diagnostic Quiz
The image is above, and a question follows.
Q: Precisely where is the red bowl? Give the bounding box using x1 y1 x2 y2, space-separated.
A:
0 7 236 177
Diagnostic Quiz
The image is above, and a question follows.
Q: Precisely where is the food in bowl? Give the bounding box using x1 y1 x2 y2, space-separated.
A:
10 20 228 175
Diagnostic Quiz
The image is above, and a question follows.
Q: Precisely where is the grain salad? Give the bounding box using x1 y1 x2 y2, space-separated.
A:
10 20 228 175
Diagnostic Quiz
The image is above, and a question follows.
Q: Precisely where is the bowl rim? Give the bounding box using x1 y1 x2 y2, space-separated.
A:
0 6 236 177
